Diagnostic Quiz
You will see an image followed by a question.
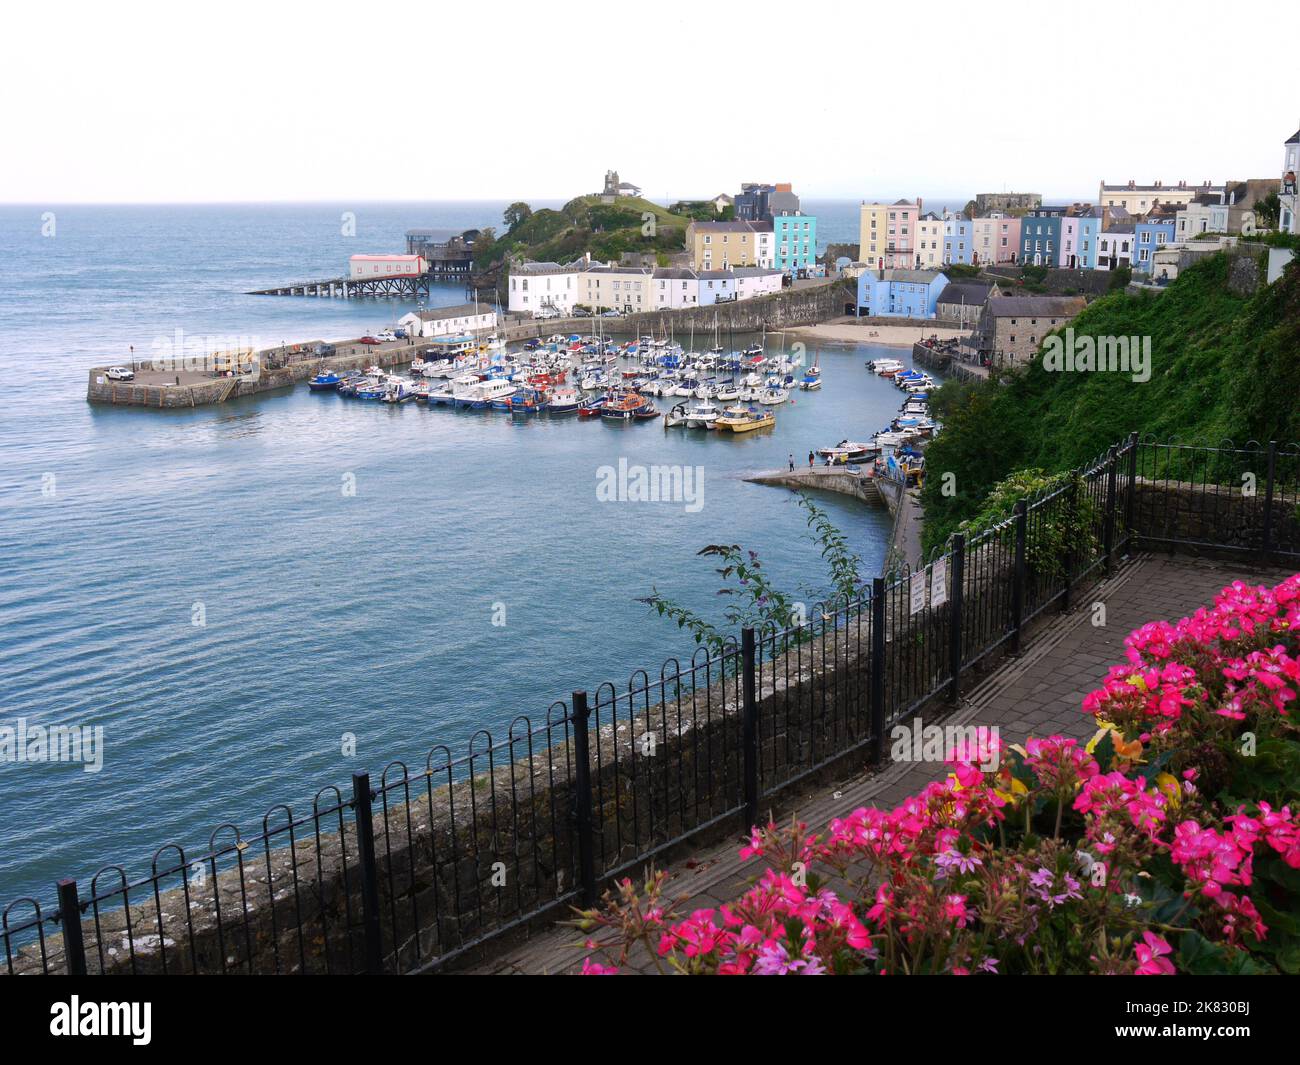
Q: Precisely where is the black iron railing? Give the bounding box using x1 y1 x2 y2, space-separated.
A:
4 434 1298 975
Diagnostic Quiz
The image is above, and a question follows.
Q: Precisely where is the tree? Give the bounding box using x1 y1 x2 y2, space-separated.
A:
503 202 532 233
1254 191 1280 231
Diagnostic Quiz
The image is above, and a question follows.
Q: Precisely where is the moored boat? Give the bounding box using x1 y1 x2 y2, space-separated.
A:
308 371 341 391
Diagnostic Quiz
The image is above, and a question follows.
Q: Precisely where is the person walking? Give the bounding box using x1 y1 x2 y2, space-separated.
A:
788 453 794 472
808 451 814 469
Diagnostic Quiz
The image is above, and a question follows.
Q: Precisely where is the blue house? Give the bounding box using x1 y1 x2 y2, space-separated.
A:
1132 220 1176 273
856 269 949 318
1020 209 1063 266
773 211 817 276
943 215 971 265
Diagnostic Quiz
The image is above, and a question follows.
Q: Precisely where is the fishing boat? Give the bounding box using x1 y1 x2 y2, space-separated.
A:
308 371 341 391
683 399 720 429
380 376 416 403
547 386 580 415
578 395 607 418
714 405 775 432
819 440 876 461
600 391 652 422
456 378 516 411
508 387 547 415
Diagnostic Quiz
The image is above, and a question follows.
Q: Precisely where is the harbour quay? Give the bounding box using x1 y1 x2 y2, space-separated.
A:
85 337 423 408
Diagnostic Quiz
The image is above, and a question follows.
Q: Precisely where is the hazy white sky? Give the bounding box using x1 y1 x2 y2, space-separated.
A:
4 0 1296 204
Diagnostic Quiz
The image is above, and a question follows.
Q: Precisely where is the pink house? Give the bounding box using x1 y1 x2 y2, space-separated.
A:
884 199 921 269
971 216 1021 265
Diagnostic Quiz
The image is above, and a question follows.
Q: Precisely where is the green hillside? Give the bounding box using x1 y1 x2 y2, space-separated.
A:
919 253 1300 552
474 195 694 276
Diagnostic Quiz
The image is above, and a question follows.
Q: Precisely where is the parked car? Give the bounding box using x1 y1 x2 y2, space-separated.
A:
314 343 336 357
393 328 407 339
601 309 622 318
571 307 592 318
358 336 381 345
374 330 399 342
106 366 134 381
531 307 560 320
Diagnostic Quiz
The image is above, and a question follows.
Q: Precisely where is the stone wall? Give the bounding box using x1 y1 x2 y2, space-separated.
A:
500 281 852 342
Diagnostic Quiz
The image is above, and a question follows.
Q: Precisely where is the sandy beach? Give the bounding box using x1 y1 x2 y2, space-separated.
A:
788 317 971 348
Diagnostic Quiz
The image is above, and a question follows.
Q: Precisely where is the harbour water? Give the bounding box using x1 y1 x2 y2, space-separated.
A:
0 202 929 904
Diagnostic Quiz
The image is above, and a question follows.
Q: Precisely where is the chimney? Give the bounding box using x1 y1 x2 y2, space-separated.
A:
1128 179 1136 189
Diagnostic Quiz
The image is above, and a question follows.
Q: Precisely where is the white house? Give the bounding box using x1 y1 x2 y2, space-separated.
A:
696 270 736 304
1095 227 1135 270
652 268 700 309
398 303 496 339
1283 129 1299 235
507 261 583 315
349 254 426 280
732 266 783 301
752 222 774 268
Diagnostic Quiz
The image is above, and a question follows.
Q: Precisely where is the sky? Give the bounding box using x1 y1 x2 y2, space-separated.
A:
3 0 1297 205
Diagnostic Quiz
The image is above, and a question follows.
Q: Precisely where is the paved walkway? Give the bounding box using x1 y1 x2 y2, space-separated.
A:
472 554 1294 974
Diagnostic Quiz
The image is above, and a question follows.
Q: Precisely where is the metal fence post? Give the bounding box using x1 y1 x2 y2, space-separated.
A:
1103 446 1119 576
570 691 598 907
948 536 965 704
1062 476 1078 613
1262 440 1277 562
1125 431 1139 550
870 578 887 763
56 878 87 976
740 629 759 831
350 772 383 973
1011 501 1027 655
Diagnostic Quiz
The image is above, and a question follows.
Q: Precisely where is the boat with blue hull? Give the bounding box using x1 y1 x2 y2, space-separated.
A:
308 371 341 391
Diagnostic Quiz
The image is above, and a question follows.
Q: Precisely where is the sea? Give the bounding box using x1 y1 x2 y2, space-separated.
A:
0 199 937 907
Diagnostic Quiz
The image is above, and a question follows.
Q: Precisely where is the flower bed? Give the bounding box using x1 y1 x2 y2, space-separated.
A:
573 573 1300 975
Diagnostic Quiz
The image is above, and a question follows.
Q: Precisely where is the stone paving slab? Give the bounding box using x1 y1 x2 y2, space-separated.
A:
470 554 1295 974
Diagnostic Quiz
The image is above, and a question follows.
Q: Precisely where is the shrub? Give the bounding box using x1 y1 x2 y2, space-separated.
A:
574 573 1300 975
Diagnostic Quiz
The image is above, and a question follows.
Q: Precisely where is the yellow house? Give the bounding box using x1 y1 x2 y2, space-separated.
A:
1097 179 1222 216
686 220 761 271
858 202 889 268
915 213 944 269
579 264 654 312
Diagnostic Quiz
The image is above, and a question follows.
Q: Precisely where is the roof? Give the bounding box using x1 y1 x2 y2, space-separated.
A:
870 269 946 284
653 268 698 280
585 265 652 276
1102 224 1135 234
731 267 783 277
1100 181 1222 193
1286 129 1299 145
690 220 759 233
985 296 1086 318
937 281 994 306
410 303 494 321
510 261 568 274
350 253 422 261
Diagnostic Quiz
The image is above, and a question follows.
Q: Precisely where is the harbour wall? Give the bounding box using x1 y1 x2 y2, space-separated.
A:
499 281 853 343
86 340 425 409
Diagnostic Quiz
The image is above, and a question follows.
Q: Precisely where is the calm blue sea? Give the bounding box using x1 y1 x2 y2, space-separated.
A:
0 201 928 906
